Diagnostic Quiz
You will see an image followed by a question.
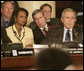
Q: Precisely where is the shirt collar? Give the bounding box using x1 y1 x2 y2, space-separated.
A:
13 24 24 33
2 17 10 27
64 27 72 32
40 24 48 31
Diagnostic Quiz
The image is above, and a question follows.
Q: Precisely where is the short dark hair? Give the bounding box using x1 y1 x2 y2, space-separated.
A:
14 7 29 18
40 3 52 12
32 9 44 20
35 48 72 70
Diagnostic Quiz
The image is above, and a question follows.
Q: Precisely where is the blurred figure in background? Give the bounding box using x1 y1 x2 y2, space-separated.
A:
35 48 76 70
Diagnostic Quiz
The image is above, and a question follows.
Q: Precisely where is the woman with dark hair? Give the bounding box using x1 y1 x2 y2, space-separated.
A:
6 7 34 48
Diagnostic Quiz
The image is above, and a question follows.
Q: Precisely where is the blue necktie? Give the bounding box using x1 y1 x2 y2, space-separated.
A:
65 30 71 41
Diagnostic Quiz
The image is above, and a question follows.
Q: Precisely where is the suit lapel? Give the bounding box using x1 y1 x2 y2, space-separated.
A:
60 27 64 42
56 27 64 43
73 27 78 41
37 26 45 36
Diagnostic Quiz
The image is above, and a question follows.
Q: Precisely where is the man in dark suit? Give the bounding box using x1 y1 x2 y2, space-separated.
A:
59 8 82 43
32 9 49 44
41 8 83 45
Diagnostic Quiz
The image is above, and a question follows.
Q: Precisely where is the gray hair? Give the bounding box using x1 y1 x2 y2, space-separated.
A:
61 8 77 18
1 1 15 8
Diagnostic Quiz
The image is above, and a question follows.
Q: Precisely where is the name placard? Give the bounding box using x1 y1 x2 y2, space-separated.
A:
63 47 83 54
1 48 34 57
12 48 34 56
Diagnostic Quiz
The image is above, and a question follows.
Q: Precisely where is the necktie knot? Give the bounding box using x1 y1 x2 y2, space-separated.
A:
67 30 70 33
6 21 8 23
43 28 48 35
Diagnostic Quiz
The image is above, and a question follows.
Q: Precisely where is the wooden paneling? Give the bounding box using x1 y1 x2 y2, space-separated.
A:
1 54 83 70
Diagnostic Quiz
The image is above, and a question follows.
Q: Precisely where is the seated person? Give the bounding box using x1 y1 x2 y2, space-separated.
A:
6 7 34 48
35 48 76 70
41 8 83 46
32 9 49 44
29 3 61 30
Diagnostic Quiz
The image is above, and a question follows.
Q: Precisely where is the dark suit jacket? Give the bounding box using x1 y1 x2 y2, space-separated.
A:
33 26 49 44
1 25 12 44
41 24 83 44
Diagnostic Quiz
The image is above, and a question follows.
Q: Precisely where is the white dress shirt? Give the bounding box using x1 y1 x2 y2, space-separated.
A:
40 24 48 35
63 27 73 42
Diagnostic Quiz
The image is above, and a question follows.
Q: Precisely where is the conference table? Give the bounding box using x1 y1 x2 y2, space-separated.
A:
1 54 83 70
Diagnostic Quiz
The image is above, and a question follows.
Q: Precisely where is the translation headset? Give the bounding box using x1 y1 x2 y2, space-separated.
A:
12 26 25 43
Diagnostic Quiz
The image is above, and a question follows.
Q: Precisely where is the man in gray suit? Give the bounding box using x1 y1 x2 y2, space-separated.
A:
41 8 83 46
